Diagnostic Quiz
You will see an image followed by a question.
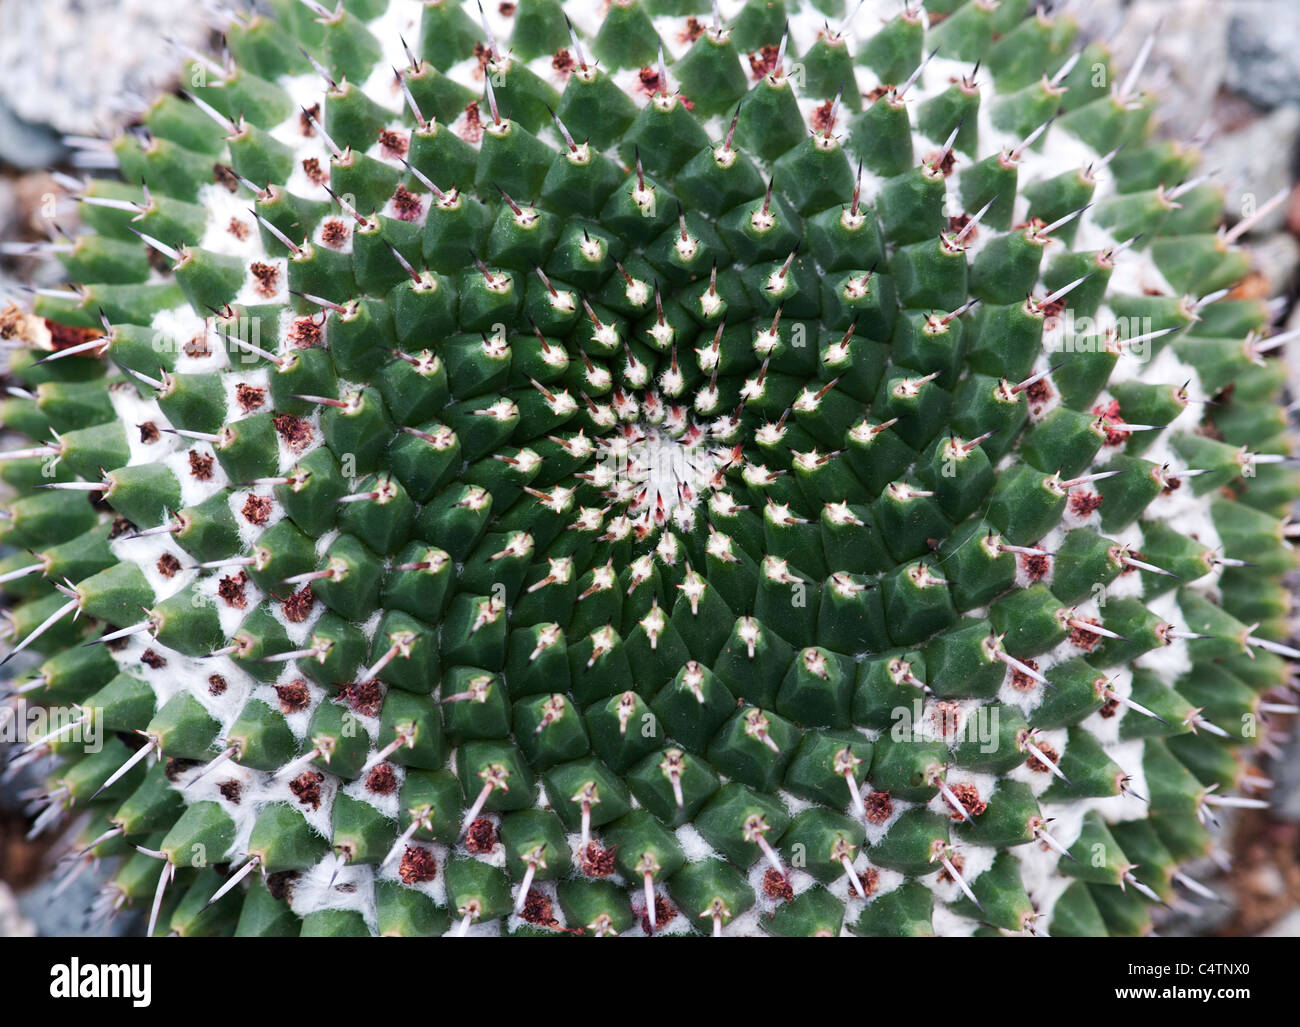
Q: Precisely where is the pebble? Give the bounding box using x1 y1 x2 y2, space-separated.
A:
1201 104 1300 238
0 0 210 139
1227 3 1300 109
0 881 35 937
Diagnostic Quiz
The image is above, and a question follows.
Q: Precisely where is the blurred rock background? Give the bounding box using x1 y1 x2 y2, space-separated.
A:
1 0 1298 936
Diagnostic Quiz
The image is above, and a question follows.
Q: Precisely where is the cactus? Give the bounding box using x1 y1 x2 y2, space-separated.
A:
1 0 1294 938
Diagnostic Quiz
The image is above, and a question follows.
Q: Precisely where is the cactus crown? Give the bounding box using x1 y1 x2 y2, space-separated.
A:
1 0 1293 938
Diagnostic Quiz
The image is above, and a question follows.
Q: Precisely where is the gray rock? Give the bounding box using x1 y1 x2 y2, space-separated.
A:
0 0 211 141
0 101 66 170
17 871 139 938
0 881 36 937
1200 104 1300 237
1227 1 1300 109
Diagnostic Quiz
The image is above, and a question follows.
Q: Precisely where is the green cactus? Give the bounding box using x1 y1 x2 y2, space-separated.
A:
1 0 1293 938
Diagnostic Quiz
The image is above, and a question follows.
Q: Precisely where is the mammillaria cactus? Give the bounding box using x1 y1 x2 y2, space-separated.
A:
0 0 1294 938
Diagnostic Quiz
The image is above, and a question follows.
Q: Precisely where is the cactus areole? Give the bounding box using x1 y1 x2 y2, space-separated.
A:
1 0 1293 938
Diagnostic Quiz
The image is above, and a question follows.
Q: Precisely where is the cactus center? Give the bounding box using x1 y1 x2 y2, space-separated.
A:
594 420 732 530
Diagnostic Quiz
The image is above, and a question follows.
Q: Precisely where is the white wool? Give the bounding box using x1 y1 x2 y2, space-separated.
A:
234 256 289 308
198 183 264 259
